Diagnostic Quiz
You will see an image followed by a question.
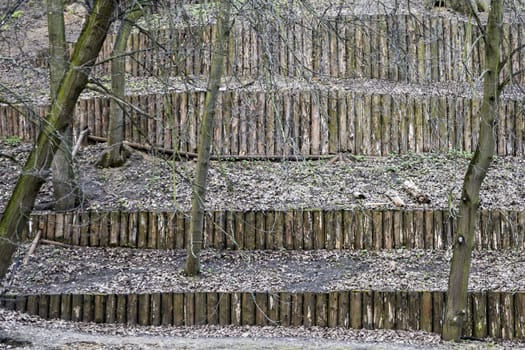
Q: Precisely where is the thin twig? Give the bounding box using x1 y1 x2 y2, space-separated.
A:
22 230 41 266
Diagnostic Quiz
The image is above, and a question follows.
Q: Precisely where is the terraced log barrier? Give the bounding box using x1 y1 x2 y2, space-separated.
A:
33 14 525 85
1 290 524 339
26 209 525 251
1 86 524 157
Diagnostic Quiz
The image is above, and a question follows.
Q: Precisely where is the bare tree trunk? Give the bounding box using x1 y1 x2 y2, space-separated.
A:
0 0 116 279
48 0 82 211
185 2 232 276
97 5 144 168
442 0 503 341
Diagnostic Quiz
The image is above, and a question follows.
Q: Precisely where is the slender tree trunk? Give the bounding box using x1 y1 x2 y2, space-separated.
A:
98 5 144 168
442 0 503 341
185 2 232 276
0 0 116 279
48 0 82 211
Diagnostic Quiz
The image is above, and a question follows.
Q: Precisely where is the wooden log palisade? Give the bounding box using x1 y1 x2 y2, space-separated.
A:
1 87 524 157
1 290 524 339
33 14 525 85
21 209 525 251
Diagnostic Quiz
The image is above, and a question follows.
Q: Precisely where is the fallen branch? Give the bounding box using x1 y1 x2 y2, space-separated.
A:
0 152 18 163
385 191 405 207
40 239 73 248
72 127 90 158
22 230 41 266
402 180 431 204
87 135 338 162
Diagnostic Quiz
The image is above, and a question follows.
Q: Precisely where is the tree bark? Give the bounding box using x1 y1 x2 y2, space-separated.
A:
97 5 144 168
442 0 503 341
0 0 116 279
185 2 232 276
48 0 82 211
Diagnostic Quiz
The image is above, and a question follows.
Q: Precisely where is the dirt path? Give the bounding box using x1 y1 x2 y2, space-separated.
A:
0 309 520 350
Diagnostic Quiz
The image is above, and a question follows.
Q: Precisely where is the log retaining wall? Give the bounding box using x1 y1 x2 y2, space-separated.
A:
2 290 524 339
26 209 525 250
2 88 524 157
33 15 525 85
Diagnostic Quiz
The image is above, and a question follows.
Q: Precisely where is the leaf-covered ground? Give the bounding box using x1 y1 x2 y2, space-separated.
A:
2 141 525 213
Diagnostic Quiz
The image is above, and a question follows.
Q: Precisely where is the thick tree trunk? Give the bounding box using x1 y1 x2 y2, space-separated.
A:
98 5 144 168
48 0 82 211
0 0 116 279
442 0 503 341
185 2 232 276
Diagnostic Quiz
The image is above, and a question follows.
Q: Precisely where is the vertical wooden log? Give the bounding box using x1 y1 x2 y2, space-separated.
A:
373 291 385 329
105 294 116 324
156 212 167 249
173 293 184 326
472 292 488 338
241 292 255 326
226 211 236 249
195 292 207 326
362 290 373 329
303 210 314 250
515 293 525 338
206 293 219 326
403 210 414 249
433 291 444 334
127 294 138 325
231 292 242 326
372 210 383 250
255 292 268 326
383 210 393 249
94 294 106 323
433 210 444 250
343 210 355 249
218 292 231 325
214 211 226 249
185 293 195 326
234 211 244 249
414 210 424 249
338 291 350 328
291 293 303 326
324 210 334 250
127 211 137 248
408 292 420 330
245 211 256 250
267 293 279 325
280 292 291 326
303 292 315 327
150 293 161 326
384 292 396 330
315 293 328 327
137 211 148 249
313 209 325 249
396 291 409 330
71 295 83 322
59 294 71 321
488 292 502 338
502 293 514 339
293 210 304 250
161 293 173 326
116 294 127 324
174 212 185 250
109 211 120 247
350 291 362 329
256 211 266 250
420 292 432 332
48 294 61 319
82 294 94 323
